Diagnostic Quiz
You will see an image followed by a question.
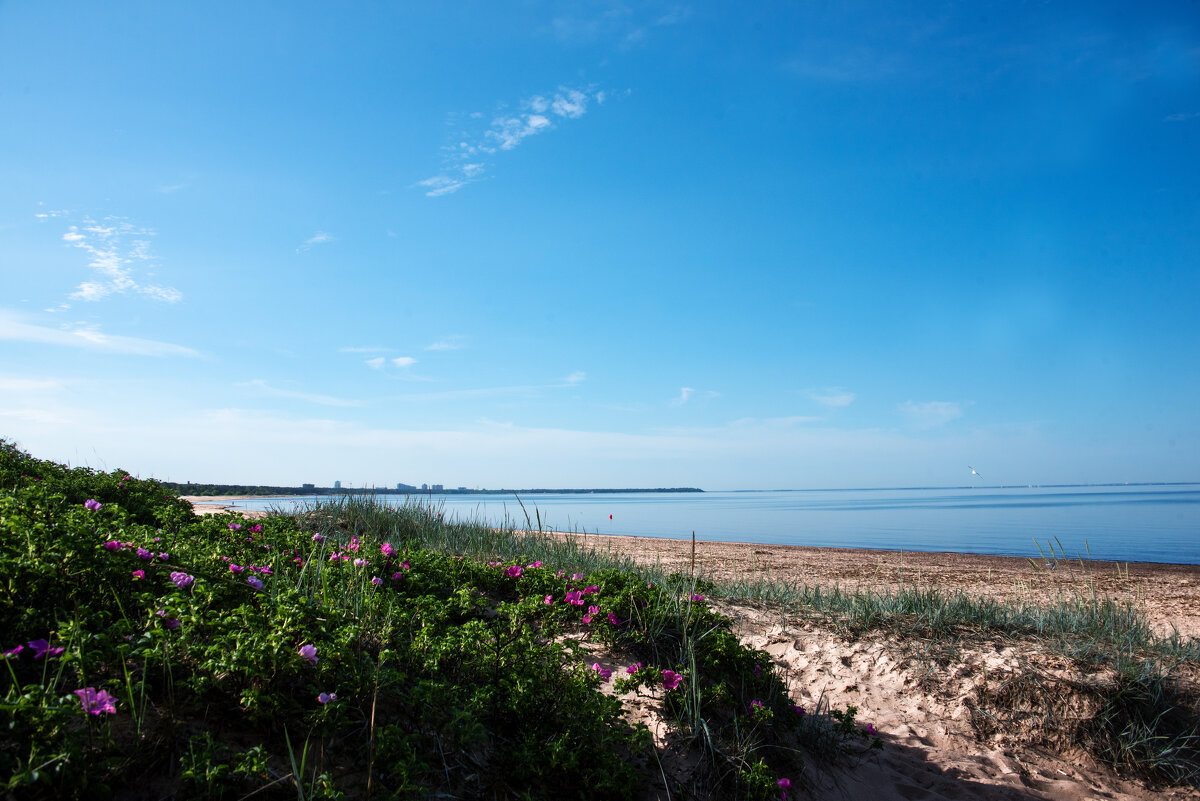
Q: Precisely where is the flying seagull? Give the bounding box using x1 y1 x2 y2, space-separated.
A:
968 465 983 480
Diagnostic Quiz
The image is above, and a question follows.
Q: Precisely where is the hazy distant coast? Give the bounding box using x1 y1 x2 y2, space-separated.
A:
162 482 703 497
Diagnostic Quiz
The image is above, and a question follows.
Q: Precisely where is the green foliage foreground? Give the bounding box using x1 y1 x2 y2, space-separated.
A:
0 440 876 799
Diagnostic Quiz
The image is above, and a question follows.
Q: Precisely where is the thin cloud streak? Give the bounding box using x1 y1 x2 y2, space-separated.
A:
297 231 335 253
899 400 964 429
670 387 694 407
808 387 856 408
426 336 467 351
239 379 364 408
0 311 199 357
420 87 604 197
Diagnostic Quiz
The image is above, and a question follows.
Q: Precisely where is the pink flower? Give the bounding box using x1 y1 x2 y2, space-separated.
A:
246 576 264 591
571 573 584 581
28 639 64 659
591 663 612 682
349 536 360 552
582 613 593 624
661 670 682 691
866 723 877 736
298 644 318 665
381 542 396 558
544 595 553 605
607 612 622 626
4 645 23 658
504 565 523 578
318 692 337 704
84 499 102 511
228 523 242 531
249 524 262 533
750 699 764 713
401 561 410 571
563 590 584 606
690 593 705 602
777 777 791 800
102 541 121 551
312 533 324 542
170 572 194 589
753 664 762 677
582 585 599 595
131 570 144 580
74 687 117 715
588 605 600 615
155 611 181 629
626 662 643 675
137 548 153 561
371 576 383 586
391 572 404 580
229 564 243 574
791 704 805 716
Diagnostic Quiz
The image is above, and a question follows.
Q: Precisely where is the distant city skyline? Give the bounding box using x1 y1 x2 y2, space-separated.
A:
1 2 1197 489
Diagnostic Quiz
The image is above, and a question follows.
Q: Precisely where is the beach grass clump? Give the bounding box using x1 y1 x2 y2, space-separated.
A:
717 551 1200 788
1 439 870 799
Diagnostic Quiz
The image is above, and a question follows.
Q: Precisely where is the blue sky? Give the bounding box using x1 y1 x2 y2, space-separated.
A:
1 1 1197 489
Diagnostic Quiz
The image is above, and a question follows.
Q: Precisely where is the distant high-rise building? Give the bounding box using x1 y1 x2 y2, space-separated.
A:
396 482 416 491
431 484 444 492
421 483 428 491
302 483 315 490
334 481 342 490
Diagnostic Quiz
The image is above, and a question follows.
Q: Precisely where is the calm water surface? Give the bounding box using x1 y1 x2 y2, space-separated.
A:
229 485 1200 565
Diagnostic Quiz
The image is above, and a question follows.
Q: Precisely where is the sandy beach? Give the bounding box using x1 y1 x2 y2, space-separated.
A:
563 532 1200 800
184 498 1200 799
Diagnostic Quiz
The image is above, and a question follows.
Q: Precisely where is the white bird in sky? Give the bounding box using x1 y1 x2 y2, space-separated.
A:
968 465 983 480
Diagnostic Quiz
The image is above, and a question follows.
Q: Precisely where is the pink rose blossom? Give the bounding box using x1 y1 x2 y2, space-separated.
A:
74 687 117 715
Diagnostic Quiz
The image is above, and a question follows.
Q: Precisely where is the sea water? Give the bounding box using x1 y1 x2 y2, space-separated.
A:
226 484 1200 565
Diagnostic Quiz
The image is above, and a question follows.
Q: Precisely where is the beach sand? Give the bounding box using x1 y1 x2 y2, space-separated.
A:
566 531 1200 801
184 499 1200 799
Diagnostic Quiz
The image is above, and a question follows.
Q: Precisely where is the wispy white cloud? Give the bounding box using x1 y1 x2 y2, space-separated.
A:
0 376 68 393
808 387 856 408
564 371 587 386
670 387 695 407
899 400 963 429
426 336 467 351
33 207 68 221
365 357 386 369
55 215 181 305
297 231 335 253
419 86 605 196
0 310 199 357
239 379 364 408
551 4 689 47
392 356 417 367
157 182 187 194
1164 111 1200 122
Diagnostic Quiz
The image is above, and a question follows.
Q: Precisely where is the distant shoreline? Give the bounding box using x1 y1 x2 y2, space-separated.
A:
166 484 703 497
